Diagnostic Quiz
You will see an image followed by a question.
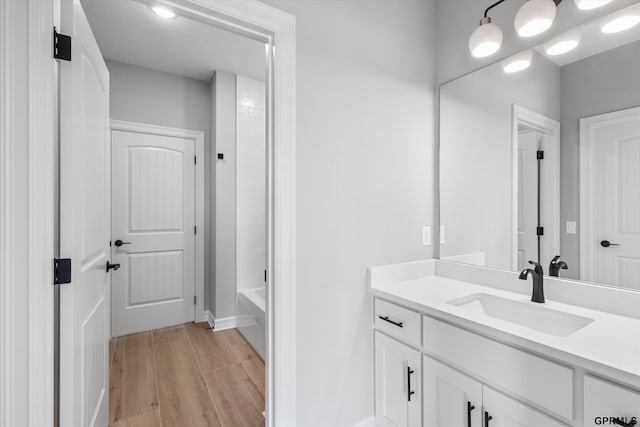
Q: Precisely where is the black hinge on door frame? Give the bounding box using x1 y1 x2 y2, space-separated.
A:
53 258 72 285
536 226 544 236
264 270 267 282
53 27 71 61
537 150 544 160
194 225 197 234
194 155 197 165
194 295 197 305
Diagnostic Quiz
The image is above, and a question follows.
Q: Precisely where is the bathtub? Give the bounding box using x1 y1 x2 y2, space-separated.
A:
236 286 266 360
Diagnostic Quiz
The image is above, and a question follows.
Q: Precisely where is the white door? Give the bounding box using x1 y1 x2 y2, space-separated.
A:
59 0 110 426
374 332 421 427
111 129 196 336
482 387 565 427
423 356 483 427
517 131 541 270
581 107 640 288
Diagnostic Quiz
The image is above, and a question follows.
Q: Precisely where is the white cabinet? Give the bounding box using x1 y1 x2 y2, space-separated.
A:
423 356 483 427
375 331 422 427
483 386 567 427
584 376 640 427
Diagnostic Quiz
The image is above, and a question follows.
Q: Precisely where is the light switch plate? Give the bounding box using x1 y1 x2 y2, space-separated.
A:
422 226 431 246
566 221 577 234
440 226 445 244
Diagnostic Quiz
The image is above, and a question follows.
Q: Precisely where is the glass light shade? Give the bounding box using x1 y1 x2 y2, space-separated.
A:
601 15 640 33
574 0 612 10
152 6 176 19
469 20 503 58
515 0 557 37
502 49 533 73
545 30 581 55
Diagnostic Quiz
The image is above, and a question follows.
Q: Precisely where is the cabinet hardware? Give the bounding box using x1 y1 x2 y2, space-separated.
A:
467 402 475 427
378 316 403 328
407 366 415 402
613 418 637 427
484 411 493 427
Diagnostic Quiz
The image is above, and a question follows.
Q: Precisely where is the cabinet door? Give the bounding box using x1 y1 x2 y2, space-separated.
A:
482 386 567 427
423 356 483 427
584 375 640 427
375 331 422 427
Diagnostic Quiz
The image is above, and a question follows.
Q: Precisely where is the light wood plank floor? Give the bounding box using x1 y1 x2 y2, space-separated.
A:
109 322 265 427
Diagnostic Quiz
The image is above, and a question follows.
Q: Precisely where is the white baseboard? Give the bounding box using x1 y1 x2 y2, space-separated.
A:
205 311 256 331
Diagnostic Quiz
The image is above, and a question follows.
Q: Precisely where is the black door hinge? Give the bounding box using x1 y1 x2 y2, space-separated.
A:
194 155 197 165
536 226 544 236
53 27 71 61
537 150 544 160
264 269 267 282
54 258 72 285
194 295 197 305
194 225 197 234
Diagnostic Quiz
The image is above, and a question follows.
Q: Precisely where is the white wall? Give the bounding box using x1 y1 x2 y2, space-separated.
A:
236 76 266 291
211 71 237 317
440 51 561 270
106 60 213 308
559 40 640 279
263 1 437 425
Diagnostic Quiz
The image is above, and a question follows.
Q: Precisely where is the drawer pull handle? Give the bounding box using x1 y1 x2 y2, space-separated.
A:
378 315 403 328
467 402 475 427
613 418 637 427
484 411 493 427
407 366 415 402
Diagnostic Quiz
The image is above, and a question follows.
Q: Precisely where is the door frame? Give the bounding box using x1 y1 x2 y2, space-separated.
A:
579 106 640 282
110 119 206 328
511 104 560 271
1 0 296 426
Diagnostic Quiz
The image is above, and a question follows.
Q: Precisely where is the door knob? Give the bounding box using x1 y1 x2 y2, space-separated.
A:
106 261 120 272
601 240 620 248
114 239 131 247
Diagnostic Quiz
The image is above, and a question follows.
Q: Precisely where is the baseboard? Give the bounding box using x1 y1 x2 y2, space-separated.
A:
205 311 256 331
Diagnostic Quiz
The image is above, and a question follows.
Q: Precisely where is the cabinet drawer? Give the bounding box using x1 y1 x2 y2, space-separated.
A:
375 299 421 346
584 376 640 427
422 316 574 420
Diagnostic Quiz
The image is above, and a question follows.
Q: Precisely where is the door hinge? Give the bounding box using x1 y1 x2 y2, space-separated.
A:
53 27 71 61
536 226 544 236
194 155 197 165
264 269 267 282
54 258 72 285
536 150 544 160
194 295 197 305
194 225 197 234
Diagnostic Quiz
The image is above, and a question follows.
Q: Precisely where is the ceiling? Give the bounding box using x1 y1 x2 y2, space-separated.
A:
536 2 640 67
81 0 266 81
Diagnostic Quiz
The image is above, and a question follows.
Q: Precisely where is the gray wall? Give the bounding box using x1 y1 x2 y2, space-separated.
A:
263 1 436 425
106 60 213 309
211 71 237 317
560 41 640 279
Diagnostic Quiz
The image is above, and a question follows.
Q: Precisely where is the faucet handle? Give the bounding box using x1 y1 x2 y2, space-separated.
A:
528 260 544 274
551 255 561 264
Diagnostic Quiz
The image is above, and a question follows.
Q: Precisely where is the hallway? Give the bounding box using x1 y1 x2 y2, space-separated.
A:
109 323 265 427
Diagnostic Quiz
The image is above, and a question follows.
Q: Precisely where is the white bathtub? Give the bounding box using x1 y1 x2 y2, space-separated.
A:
236 286 266 360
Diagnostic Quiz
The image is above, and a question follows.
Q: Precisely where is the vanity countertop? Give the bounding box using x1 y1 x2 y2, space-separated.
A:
370 262 640 388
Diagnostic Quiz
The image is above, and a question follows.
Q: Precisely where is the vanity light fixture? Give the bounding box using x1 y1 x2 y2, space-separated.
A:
601 14 640 33
152 5 176 19
468 0 506 58
544 29 581 55
574 0 612 10
502 49 533 73
515 0 559 37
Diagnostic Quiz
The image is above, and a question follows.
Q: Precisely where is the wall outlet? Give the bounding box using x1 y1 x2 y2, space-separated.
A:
422 226 431 247
440 226 445 244
566 221 577 234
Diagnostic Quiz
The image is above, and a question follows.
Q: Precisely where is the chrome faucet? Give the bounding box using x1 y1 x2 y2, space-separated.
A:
519 261 545 303
549 255 568 277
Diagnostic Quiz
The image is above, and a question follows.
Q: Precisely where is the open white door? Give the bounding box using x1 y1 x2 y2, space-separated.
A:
59 0 110 426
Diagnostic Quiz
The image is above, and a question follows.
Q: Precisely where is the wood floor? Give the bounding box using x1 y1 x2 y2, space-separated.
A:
109 322 265 427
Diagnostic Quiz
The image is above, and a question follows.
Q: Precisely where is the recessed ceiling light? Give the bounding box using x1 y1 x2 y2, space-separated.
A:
574 0 612 10
545 30 581 56
502 49 533 73
514 0 557 37
152 6 176 19
468 17 503 58
601 15 640 33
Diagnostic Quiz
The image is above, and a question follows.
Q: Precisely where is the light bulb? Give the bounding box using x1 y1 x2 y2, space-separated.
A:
544 30 581 55
502 49 533 73
469 17 503 58
152 6 176 19
574 0 612 10
601 15 640 33
515 0 557 37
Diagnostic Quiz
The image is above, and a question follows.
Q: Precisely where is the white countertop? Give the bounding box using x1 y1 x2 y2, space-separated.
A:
371 272 640 388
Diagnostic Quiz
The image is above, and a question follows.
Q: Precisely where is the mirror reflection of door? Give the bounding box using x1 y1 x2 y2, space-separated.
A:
518 131 541 270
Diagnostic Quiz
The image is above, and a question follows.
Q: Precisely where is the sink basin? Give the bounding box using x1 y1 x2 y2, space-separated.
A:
447 293 594 337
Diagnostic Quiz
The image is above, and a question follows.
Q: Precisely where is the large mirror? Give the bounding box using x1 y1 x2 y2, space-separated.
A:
439 3 640 290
